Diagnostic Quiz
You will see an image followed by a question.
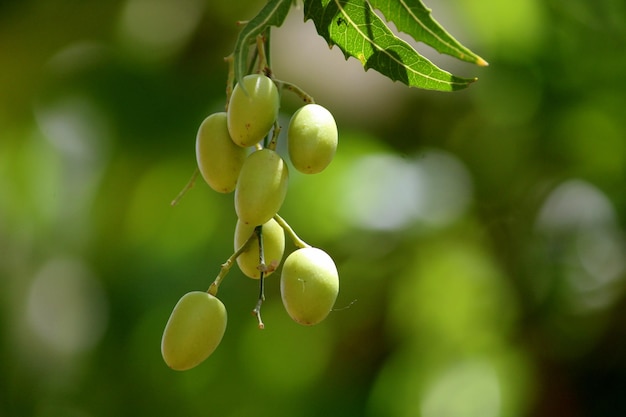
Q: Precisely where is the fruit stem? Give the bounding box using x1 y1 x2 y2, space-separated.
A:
274 79 315 104
263 28 272 73
274 214 311 249
252 225 266 329
208 232 256 296
171 169 199 206
252 278 265 329
224 54 235 110
255 225 267 281
256 34 269 75
267 121 281 150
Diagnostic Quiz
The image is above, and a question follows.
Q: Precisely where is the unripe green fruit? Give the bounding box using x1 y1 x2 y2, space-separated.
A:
280 247 339 326
227 74 280 147
235 218 285 279
287 104 338 174
195 112 247 193
235 148 289 226
161 291 227 371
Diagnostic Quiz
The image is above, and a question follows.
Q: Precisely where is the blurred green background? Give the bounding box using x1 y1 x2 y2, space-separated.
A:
1 0 626 416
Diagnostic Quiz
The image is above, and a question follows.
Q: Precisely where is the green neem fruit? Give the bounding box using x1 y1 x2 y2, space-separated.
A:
227 74 280 147
234 218 285 279
195 112 247 193
280 247 339 326
235 148 288 226
287 104 338 174
161 291 227 371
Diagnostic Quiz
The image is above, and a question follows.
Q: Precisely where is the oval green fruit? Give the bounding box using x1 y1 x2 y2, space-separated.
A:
161 291 227 371
235 148 288 226
227 74 280 147
235 218 285 279
280 247 339 326
287 104 338 174
196 112 248 193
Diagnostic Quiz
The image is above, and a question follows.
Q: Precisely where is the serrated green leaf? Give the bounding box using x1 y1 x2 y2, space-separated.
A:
233 0 292 87
304 0 476 91
368 0 488 66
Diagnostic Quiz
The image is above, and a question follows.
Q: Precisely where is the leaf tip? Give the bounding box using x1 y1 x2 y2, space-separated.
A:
476 57 489 67
357 52 367 66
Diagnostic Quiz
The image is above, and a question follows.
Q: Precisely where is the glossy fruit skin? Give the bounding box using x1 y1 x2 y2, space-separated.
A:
227 74 280 147
280 247 339 326
161 291 227 371
195 112 248 193
287 104 338 174
235 148 288 226
235 218 285 279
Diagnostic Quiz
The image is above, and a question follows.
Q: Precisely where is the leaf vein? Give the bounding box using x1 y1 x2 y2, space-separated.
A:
397 0 463 58
334 0 465 85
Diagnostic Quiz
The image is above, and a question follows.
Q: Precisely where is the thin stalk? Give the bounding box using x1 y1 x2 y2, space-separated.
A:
224 54 235 110
264 28 272 73
274 214 311 249
267 121 281 150
171 169 199 206
252 225 266 329
256 33 269 74
274 79 315 103
207 232 256 296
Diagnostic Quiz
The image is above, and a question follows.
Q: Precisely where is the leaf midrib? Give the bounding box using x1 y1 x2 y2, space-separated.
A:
335 0 467 86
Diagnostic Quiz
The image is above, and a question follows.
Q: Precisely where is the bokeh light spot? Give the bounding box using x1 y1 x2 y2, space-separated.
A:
536 179 616 232
534 179 626 314
339 150 472 231
26 257 109 355
421 360 501 417
117 0 205 63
